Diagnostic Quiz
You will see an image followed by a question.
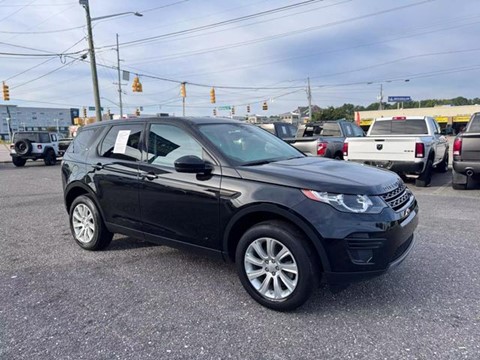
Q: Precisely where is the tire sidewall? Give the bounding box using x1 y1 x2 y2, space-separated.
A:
235 222 316 311
69 195 103 250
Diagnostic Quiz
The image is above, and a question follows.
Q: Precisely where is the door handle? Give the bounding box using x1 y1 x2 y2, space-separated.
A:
92 163 103 171
141 172 158 181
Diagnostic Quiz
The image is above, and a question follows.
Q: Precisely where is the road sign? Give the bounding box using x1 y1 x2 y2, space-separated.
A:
88 106 104 111
388 96 412 102
218 106 231 110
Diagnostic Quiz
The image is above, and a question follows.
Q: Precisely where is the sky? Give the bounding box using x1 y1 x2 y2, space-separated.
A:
1 0 480 118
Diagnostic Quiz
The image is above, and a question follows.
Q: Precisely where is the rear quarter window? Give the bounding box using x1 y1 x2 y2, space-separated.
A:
68 128 100 155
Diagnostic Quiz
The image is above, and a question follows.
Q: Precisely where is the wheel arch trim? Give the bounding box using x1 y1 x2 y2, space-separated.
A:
222 203 331 271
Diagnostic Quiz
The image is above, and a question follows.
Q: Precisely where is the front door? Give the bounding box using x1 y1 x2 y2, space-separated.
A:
138 123 222 250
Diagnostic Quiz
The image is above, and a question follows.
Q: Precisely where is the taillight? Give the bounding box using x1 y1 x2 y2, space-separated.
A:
37 145 43 150
343 142 349 157
393 116 407 120
415 142 424 158
453 138 462 156
317 141 328 156
10 144 14 149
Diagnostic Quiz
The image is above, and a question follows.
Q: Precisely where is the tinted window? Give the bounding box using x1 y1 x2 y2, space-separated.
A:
100 124 143 161
145 124 203 167
322 123 341 136
277 124 297 139
370 119 428 135
39 133 50 143
13 132 39 142
68 128 98 155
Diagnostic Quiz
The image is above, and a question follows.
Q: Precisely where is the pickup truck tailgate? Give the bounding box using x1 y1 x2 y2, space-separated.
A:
460 133 480 161
347 137 418 161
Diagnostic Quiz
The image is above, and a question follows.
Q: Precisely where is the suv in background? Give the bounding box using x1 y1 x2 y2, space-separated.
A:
10 131 60 167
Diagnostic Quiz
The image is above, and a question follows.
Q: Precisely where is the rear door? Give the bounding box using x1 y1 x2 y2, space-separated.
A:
138 122 222 250
89 123 144 234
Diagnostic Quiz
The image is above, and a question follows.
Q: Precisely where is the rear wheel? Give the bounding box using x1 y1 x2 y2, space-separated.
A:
12 157 26 167
415 159 433 187
235 220 318 311
44 149 56 166
452 169 468 190
436 152 449 173
69 195 113 250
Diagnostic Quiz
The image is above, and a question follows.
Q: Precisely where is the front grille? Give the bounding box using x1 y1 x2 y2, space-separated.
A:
380 182 411 211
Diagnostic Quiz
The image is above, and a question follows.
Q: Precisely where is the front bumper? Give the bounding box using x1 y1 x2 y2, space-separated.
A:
293 194 419 284
349 160 425 175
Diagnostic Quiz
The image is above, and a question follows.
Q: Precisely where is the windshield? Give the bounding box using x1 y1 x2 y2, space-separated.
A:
199 122 304 165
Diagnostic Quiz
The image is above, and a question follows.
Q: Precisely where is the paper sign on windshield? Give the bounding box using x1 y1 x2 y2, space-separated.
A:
113 130 131 154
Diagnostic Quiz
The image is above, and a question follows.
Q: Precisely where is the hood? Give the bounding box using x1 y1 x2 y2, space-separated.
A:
236 157 401 195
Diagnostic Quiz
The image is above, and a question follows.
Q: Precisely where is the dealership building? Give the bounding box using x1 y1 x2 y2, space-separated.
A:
0 105 79 140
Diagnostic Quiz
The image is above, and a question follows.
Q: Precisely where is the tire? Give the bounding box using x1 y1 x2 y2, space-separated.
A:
12 157 27 167
235 220 319 311
333 152 343 160
44 149 56 166
14 139 32 156
452 169 468 190
435 152 449 173
69 195 113 250
415 159 433 187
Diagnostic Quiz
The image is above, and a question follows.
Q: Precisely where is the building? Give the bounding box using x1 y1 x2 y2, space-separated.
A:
357 105 480 133
0 105 79 140
280 105 322 125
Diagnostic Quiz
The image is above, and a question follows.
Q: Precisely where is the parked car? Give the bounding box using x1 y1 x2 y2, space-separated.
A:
344 116 449 187
284 120 364 159
62 117 418 311
10 131 60 167
452 112 480 189
257 122 298 139
58 137 74 157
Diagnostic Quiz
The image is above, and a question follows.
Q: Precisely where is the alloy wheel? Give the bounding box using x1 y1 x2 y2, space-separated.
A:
244 237 298 300
72 203 95 244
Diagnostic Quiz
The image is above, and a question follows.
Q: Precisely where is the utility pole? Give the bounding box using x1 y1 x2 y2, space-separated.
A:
5 105 12 141
81 0 102 122
378 84 384 110
307 77 312 122
116 33 123 118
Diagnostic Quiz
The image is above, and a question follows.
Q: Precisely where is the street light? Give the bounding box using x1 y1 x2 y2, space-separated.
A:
79 0 142 121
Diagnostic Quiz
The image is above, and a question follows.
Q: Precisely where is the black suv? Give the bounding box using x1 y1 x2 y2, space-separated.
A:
62 117 418 311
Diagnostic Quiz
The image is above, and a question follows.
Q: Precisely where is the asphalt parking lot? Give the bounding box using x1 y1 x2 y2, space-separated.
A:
1 162 479 360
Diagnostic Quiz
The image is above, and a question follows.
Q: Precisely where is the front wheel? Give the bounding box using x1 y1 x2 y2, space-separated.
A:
69 195 113 250
235 221 318 311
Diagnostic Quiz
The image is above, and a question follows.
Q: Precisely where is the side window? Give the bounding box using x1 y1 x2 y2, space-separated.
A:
430 118 440 134
351 123 365 137
146 124 203 167
343 123 354 136
99 124 143 162
68 128 98 155
51 134 57 142
39 133 50 143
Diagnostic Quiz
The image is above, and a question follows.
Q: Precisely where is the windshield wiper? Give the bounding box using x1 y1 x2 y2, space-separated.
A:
242 160 274 166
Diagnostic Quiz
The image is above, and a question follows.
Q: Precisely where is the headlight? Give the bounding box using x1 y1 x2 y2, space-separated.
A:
301 190 386 214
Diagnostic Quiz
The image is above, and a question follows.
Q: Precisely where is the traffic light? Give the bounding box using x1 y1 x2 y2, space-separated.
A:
132 76 142 92
262 101 268 111
83 107 87 118
210 87 216 103
136 108 141 116
247 104 251 113
231 106 235 115
213 108 217 116
2 82 10 101
180 82 186 98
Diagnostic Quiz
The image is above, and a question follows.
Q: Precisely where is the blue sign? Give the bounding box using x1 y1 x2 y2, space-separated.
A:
388 96 412 102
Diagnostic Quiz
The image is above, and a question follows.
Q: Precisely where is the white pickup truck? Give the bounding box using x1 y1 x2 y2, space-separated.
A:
343 116 449 187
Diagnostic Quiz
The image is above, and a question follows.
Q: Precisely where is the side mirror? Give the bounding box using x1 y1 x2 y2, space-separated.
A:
174 155 213 174
440 129 446 135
